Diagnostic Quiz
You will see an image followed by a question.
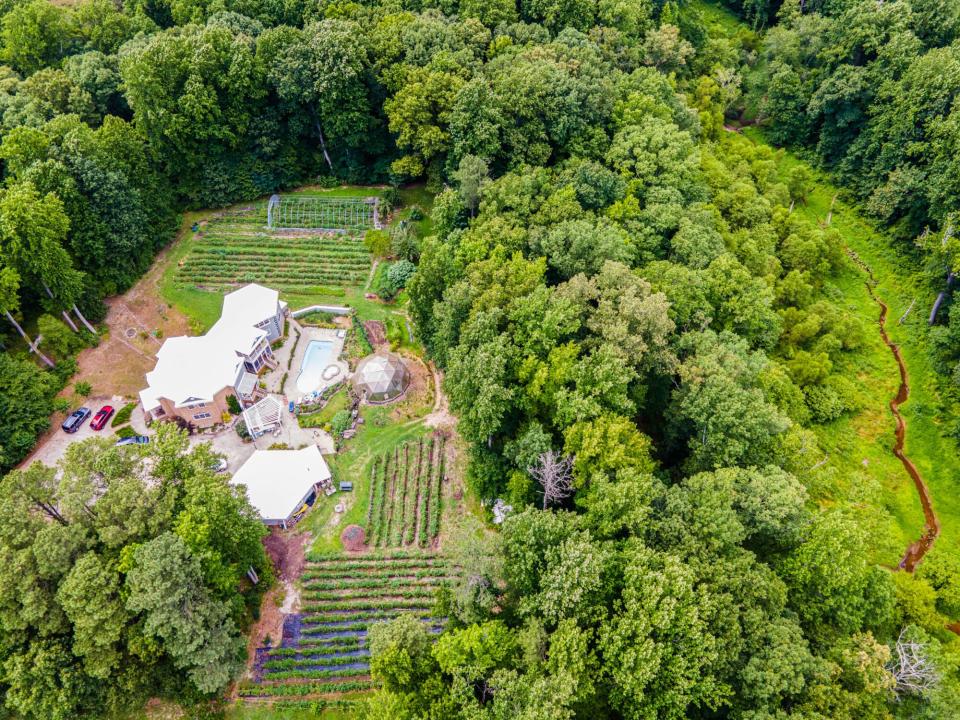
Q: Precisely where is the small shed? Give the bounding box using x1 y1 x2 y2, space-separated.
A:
230 445 331 528
339 481 353 492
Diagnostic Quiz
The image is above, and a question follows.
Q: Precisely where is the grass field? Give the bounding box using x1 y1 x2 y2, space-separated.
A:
730 129 960 566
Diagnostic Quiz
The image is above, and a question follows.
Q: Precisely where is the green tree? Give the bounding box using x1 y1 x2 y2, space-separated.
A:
1 0 70 75
125 532 244 693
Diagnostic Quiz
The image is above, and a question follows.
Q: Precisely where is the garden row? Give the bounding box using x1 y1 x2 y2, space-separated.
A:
240 553 453 703
366 433 446 549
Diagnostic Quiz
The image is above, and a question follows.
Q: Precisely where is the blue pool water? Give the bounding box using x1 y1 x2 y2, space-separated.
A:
296 340 335 393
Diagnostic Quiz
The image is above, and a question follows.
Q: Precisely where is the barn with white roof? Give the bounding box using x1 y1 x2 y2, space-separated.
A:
230 445 332 528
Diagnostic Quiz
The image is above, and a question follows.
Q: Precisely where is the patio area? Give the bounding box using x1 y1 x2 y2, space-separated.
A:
282 326 349 401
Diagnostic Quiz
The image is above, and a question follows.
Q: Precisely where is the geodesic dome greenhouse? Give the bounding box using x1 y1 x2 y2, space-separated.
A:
353 353 410 404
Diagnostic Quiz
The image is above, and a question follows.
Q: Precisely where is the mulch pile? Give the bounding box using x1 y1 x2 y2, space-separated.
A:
363 320 386 346
340 524 366 552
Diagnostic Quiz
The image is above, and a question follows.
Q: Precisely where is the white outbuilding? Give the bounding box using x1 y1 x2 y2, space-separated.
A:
230 445 332 528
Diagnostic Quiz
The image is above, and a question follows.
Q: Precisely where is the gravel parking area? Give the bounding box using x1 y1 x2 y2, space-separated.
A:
23 394 128 468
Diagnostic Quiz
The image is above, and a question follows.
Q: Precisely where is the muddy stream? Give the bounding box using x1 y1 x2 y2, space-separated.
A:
846 249 940 571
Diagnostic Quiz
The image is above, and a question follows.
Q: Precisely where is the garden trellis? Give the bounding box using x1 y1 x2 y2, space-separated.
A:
266 194 381 231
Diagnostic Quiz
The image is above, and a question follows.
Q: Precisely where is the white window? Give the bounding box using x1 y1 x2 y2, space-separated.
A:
193 412 212 420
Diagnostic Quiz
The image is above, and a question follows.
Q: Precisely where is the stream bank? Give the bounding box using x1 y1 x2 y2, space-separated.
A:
846 249 940 571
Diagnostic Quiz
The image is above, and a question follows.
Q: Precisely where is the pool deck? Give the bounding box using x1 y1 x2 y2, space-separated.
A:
282 326 348 401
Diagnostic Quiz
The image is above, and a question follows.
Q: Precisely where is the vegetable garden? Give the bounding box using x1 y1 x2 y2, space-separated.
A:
365 433 446 548
174 201 372 294
238 551 453 709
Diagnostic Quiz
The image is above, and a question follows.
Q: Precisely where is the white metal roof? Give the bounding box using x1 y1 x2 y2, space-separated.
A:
139 284 279 411
235 371 259 397
230 445 330 522
221 284 281 326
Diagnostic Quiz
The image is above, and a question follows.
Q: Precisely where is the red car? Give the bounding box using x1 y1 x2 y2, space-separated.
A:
90 405 115 431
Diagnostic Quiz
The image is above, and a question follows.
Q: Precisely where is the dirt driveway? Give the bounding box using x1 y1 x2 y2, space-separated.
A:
70 228 192 398
25 394 128 468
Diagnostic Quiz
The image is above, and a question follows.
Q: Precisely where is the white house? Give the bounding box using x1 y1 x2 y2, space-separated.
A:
138 284 287 428
230 445 332 528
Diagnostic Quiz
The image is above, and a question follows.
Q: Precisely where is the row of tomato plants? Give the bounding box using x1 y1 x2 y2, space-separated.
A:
267 639 363 656
300 597 430 612
429 435 446 541
191 244 369 259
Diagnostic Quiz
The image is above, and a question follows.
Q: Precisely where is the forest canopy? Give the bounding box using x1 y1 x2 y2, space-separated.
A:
0 0 958 717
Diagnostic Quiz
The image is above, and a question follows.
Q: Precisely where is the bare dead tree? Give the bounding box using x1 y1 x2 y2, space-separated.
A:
898 298 916 325
528 450 575 510
888 628 940 699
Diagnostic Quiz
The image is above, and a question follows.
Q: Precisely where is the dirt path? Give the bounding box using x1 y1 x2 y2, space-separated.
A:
424 363 456 429
846 249 940 571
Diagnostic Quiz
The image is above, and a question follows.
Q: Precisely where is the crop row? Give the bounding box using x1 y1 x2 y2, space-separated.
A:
176 266 368 282
302 586 438 602
301 597 431 612
238 679 372 697
175 268 368 284
264 652 370 670
267 640 363 657
308 548 444 562
190 243 370 261
265 666 369 681
179 256 368 271
302 575 448 590
301 568 450 583
198 233 367 248
429 435 446 541
301 608 433 624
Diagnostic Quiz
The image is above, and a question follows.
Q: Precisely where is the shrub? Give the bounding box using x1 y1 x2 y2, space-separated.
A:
53 397 71 414
236 418 250 440
111 402 136 427
115 426 136 439
408 205 424 221
387 259 416 291
226 394 242 415
331 410 352 438
75 381 92 396
364 229 392 258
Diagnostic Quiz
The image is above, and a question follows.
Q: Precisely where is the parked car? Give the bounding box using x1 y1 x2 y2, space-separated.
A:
212 458 228 473
61 407 91 433
115 435 150 446
90 405 115 431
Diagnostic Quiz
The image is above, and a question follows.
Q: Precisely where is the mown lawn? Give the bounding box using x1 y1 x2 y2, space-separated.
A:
737 128 960 565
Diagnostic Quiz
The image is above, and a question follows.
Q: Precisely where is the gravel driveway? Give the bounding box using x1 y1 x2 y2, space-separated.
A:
24 395 128 469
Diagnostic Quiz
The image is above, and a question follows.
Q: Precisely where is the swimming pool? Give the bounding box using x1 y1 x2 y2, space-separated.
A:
296 340 336 394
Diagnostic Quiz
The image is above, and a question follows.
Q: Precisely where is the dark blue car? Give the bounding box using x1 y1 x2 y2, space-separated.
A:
61 407 91 433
